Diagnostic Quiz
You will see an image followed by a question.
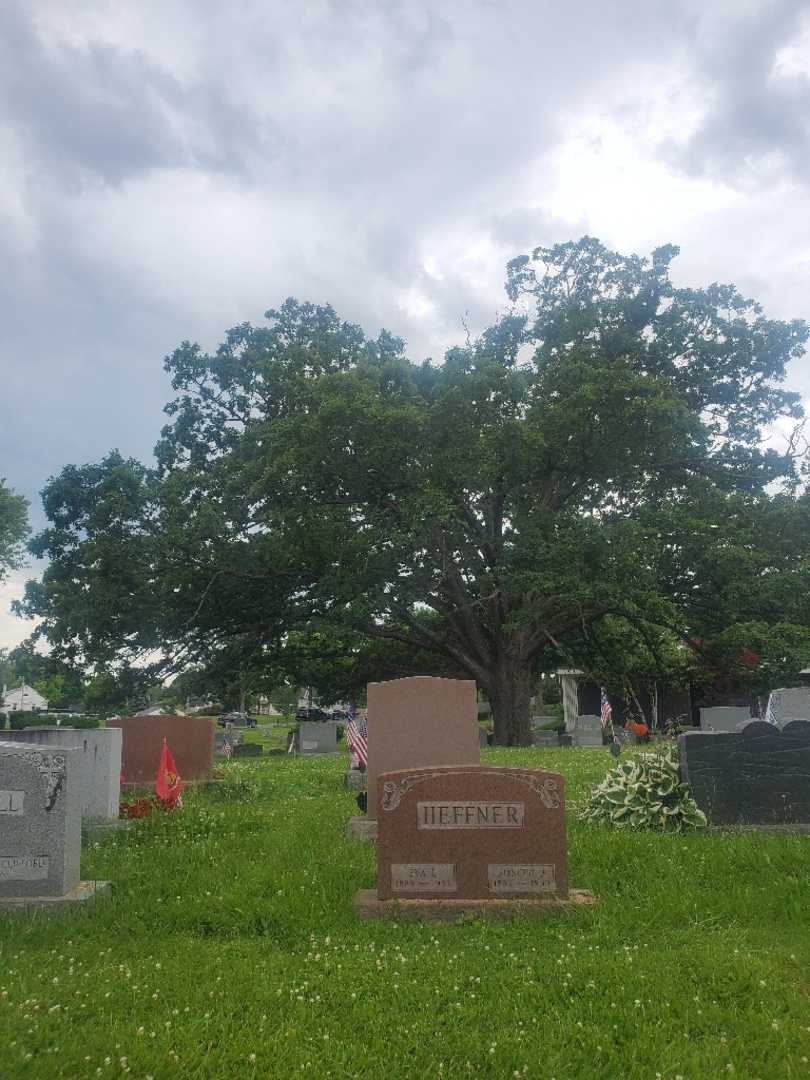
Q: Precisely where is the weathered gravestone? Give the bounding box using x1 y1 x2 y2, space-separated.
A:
108 715 215 787
573 715 603 747
299 721 338 756
353 764 595 919
699 706 750 733
679 719 810 826
0 741 110 910
478 727 489 749
767 687 810 722
532 730 559 747
2 727 121 823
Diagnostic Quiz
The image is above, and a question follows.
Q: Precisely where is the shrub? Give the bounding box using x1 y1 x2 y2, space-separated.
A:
7 711 56 730
579 744 707 832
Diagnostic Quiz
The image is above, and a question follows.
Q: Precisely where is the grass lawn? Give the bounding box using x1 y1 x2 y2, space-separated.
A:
2 736 810 1079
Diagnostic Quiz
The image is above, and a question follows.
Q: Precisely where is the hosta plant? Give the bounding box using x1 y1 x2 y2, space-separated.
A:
579 744 707 832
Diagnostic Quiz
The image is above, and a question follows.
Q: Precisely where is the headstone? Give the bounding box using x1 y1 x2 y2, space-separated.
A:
0 741 110 909
1 727 121 822
767 687 810 721
346 768 367 792
354 764 595 918
365 677 480 824
573 715 603 747
478 727 489 749
108 715 215 787
232 743 262 757
699 706 750 733
531 730 559 747
679 719 810 825
298 721 338 755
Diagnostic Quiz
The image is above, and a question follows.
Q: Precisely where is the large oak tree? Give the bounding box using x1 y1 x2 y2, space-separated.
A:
21 239 810 743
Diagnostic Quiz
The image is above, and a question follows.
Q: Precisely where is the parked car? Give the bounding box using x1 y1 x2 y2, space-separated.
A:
218 711 257 728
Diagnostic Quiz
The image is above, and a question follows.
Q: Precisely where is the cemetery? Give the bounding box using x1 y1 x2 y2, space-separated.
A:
1 678 810 1078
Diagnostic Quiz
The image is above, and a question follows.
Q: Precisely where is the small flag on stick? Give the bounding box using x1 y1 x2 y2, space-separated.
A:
346 715 368 768
600 690 612 728
156 738 183 807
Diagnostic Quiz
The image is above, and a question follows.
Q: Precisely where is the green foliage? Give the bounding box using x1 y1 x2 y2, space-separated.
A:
580 744 707 832
20 239 810 744
205 764 261 802
0 477 28 584
5 711 99 730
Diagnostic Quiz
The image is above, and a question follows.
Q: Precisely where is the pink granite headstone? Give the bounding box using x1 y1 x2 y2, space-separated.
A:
366 677 480 822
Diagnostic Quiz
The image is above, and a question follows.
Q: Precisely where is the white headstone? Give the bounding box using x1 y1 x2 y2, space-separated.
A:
2 727 121 822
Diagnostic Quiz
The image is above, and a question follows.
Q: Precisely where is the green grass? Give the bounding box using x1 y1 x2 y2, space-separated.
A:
2 742 810 1079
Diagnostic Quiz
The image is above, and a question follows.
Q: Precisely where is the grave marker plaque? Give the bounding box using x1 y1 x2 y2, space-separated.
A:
376 764 568 901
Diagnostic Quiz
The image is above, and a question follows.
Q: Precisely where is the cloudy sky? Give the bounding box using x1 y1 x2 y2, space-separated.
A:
2 0 810 650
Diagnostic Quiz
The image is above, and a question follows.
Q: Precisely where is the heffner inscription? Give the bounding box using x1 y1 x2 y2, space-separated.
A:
390 863 457 892
0 790 24 815
488 864 556 894
0 855 50 881
417 801 525 829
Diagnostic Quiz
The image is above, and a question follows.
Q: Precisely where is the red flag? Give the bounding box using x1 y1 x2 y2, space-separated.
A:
155 738 183 806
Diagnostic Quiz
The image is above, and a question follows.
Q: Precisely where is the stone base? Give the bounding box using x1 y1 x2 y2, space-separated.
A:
0 880 112 913
345 769 367 792
82 819 134 839
346 815 377 842
353 888 597 922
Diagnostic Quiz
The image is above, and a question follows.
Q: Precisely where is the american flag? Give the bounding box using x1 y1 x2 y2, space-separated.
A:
222 740 233 760
346 713 368 768
600 690 613 728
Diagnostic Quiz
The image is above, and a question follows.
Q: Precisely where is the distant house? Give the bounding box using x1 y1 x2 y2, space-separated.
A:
1 683 48 712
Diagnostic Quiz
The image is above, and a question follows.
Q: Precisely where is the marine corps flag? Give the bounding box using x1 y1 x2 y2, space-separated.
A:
156 739 183 807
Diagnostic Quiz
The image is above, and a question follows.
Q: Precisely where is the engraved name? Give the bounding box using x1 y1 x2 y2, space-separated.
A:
0 790 24 815
390 863 457 892
417 801 525 829
488 863 556 894
0 855 50 881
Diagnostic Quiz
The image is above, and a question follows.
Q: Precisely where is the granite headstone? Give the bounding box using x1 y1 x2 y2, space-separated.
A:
573 714 603 747
365 677 480 825
699 706 750 733
679 719 810 825
0 740 81 898
109 714 215 786
375 764 568 900
298 721 338 755
1 727 121 822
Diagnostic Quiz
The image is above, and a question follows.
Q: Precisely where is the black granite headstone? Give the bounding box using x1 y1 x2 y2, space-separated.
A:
679 719 810 825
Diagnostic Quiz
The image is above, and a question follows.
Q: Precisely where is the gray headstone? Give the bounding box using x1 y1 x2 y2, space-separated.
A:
573 715 603 747
531 730 559 747
298 721 338 755
478 727 489 749
1 727 121 822
232 743 262 757
0 740 81 897
699 706 750 732
679 719 810 825
769 687 810 721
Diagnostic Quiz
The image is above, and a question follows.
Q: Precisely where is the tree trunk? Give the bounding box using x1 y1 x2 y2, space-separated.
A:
487 657 533 746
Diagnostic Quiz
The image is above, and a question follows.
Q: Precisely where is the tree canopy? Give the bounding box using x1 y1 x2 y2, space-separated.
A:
20 238 810 743
0 478 28 585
